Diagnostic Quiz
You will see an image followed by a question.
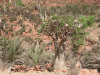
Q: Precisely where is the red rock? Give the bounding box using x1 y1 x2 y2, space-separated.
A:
37 71 41 73
27 67 35 71
45 63 52 68
27 70 37 73
78 69 90 75
44 69 49 73
62 69 68 73
75 61 82 69
20 70 25 73
35 65 41 69
89 69 98 74
9 71 13 74
53 70 62 73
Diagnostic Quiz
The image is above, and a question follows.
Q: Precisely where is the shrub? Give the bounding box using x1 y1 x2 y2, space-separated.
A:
2 18 7 24
30 3 36 7
0 36 24 62
24 36 33 44
9 24 13 32
19 27 26 35
29 27 32 33
17 19 23 24
26 42 46 65
98 24 100 27
24 42 54 67
16 0 24 7
61 3 99 16
9 17 17 22
50 6 57 15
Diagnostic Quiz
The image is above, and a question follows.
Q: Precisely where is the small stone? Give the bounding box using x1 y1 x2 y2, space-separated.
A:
35 65 41 69
78 69 90 75
90 69 98 74
27 70 37 73
45 63 52 68
53 70 62 73
27 67 34 71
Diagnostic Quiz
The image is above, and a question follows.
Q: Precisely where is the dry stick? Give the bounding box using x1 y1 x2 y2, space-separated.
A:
97 39 100 53
39 0 44 22
3 0 5 16
0 18 1 23
38 0 40 10
45 11 47 18
9 0 11 3
84 36 86 52
15 0 16 7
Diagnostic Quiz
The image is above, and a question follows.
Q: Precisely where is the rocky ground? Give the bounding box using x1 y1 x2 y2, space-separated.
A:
0 0 100 75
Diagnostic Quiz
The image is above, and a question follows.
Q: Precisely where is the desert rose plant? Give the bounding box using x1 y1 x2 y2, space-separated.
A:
39 14 95 70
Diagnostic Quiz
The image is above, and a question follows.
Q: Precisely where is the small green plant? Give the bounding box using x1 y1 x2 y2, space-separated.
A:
9 24 13 32
8 36 24 62
47 67 53 72
97 53 100 56
37 32 40 35
29 27 32 33
50 6 57 15
86 54 89 58
62 3 99 16
2 18 7 24
99 36 100 38
98 24 100 27
0 13 1 16
19 27 26 35
7 3 11 7
1 6 4 10
30 3 36 7
16 0 24 7
24 36 33 43
9 17 17 22
42 0 46 2
5 30 8 35
28 42 46 65
35 38 42 43
17 19 23 24
20 24 25 28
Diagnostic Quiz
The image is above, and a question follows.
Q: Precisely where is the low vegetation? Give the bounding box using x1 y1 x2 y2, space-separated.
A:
0 0 100 74
0 36 24 62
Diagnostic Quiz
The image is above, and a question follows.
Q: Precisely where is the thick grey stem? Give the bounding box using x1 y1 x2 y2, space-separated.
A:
53 44 67 70
9 0 12 3
0 59 4 72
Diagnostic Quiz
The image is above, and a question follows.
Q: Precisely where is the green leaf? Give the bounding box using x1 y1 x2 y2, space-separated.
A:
56 27 59 29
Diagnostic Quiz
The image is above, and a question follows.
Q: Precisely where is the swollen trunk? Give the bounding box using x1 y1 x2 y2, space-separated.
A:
53 45 68 70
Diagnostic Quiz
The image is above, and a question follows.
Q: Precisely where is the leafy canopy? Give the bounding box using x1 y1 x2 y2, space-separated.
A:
40 14 95 47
